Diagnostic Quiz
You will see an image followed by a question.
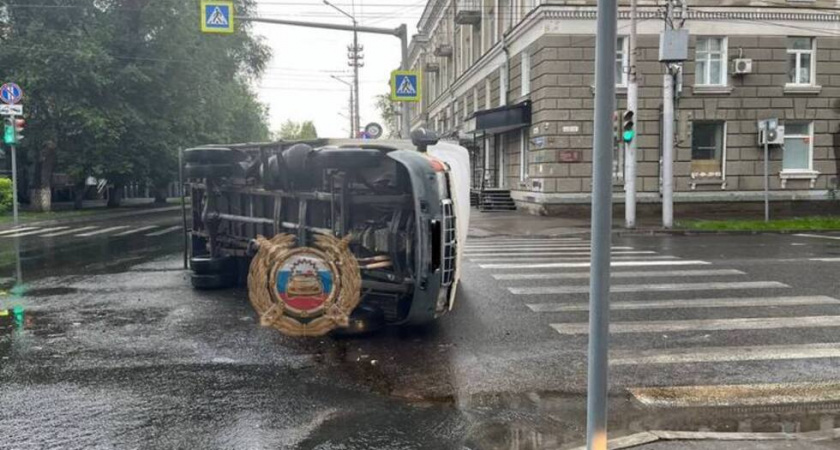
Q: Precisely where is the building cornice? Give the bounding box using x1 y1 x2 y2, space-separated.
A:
544 7 840 22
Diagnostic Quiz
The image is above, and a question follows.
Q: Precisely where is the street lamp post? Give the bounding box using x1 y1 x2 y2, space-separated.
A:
324 0 361 137
331 74 354 138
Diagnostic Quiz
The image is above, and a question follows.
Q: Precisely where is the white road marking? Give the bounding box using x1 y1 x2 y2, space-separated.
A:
146 225 182 236
472 255 678 263
612 342 840 365
494 269 745 281
629 382 840 408
76 226 130 237
464 246 632 253
528 295 837 312
0 227 40 236
468 238 584 243
114 225 159 236
479 260 711 269
3 226 69 238
810 258 840 262
41 226 98 237
551 315 840 335
468 251 657 258
513 281 787 295
793 233 840 241
464 245 596 251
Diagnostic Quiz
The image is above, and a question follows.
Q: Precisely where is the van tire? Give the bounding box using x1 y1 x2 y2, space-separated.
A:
184 163 234 179
190 256 233 275
190 273 234 290
184 147 247 164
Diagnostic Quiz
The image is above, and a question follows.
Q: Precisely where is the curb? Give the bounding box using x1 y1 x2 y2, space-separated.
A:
469 229 840 239
567 428 840 450
616 228 840 237
0 205 188 230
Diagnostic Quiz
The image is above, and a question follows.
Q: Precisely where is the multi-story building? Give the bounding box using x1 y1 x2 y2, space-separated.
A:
407 0 840 215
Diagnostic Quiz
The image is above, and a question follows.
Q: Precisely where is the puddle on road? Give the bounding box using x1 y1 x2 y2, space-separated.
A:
453 391 840 449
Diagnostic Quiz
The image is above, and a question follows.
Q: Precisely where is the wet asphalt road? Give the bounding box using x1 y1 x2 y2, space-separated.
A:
2 216 840 449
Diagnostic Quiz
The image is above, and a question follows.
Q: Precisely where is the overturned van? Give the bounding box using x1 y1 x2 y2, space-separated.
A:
185 132 470 336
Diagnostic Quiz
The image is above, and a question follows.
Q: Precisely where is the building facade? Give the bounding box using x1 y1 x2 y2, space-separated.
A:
407 0 840 214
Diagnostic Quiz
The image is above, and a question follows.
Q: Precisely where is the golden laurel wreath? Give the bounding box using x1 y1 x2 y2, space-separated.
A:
247 232 361 337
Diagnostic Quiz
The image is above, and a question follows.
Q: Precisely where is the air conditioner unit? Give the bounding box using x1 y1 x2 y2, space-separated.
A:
758 121 784 146
734 58 753 75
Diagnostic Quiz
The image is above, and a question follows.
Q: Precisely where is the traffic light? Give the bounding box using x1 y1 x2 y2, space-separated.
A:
3 120 13 145
13 118 23 143
612 111 620 148
622 110 635 143
3 118 23 145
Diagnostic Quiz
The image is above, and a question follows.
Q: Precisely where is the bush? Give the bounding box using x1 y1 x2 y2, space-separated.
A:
0 178 12 212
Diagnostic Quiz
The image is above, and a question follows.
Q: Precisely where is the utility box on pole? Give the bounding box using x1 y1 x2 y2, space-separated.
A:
659 29 689 62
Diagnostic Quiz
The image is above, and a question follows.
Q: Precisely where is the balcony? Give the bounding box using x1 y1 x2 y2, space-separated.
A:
434 44 453 58
455 0 481 25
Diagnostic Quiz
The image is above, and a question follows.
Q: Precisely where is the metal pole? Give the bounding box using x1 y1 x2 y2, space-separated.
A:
398 24 411 139
179 148 188 270
587 0 617 448
662 69 674 229
331 75 355 137
349 89 355 138
625 0 638 229
661 0 675 229
352 25 361 137
764 124 770 222
10 144 18 227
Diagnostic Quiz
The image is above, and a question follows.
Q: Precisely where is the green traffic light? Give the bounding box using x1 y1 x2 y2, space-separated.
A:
622 130 635 142
3 124 14 145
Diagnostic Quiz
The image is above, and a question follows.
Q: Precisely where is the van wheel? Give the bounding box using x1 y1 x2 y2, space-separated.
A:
184 147 247 164
190 256 233 275
184 163 235 179
190 273 234 290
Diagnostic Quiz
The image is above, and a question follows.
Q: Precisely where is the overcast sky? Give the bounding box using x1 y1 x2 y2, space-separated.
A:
251 0 425 138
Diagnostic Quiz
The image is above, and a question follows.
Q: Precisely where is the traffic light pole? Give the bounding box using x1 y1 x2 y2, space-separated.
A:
9 141 17 226
764 122 770 222
625 0 638 229
239 16 411 139
588 0 617 448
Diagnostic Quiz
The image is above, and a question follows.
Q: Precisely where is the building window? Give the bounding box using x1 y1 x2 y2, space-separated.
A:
499 66 507 106
691 121 726 178
473 87 479 113
616 37 628 86
485 78 491 110
521 52 531 96
787 37 815 86
783 121 813 171
519 128 529 181
695 37 727 86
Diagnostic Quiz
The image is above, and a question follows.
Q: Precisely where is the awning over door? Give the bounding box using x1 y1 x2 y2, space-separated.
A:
469 100 531 134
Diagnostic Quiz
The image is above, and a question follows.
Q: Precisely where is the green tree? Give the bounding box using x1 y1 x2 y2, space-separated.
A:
374 93 399 138
0 0 271 209
277 120 318 140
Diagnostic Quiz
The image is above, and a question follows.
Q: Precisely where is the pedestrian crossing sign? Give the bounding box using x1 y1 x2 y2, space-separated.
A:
391 70 421 102
201 0 234 34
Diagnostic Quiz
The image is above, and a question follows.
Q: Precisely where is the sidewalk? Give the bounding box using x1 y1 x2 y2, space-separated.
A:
468 210 589 238
0 198 188 230
467 208 840 237
569 430 840 449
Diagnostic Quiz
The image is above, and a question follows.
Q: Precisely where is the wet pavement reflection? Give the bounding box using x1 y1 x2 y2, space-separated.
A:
2 231 840 448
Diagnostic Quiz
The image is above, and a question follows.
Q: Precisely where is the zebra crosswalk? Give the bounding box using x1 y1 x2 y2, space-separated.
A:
464 235 840 409
0 223 183 239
